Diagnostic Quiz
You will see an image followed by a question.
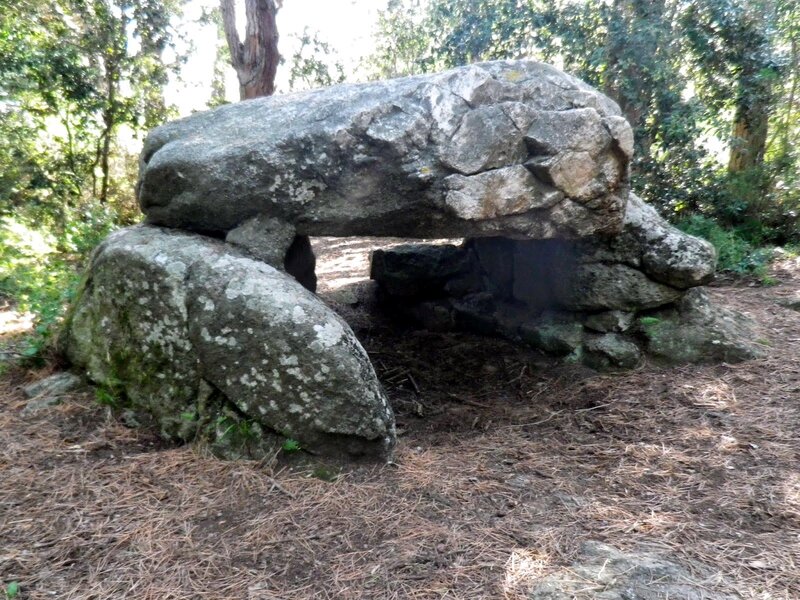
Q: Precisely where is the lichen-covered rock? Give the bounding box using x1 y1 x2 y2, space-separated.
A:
370 244 470 298
601 193 717 289
527 540 736 599
21 372 84 416
642 288 765 364
584 310 635 333
372 193 713 317
583 333 642 369
370 194 750 370
60 226 395 461
519 315 583 355
138 60 631 256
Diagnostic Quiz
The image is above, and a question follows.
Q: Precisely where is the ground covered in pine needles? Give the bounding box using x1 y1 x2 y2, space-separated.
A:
1 238 800 599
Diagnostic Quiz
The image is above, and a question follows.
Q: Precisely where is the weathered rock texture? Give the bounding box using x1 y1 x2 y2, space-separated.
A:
61 60 757 463
137 60 632 271
527 541 736 599
372 194 764 368
60 226 395 461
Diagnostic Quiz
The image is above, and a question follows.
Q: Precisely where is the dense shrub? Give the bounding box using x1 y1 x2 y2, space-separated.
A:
676 214 773 277
0 206 120 360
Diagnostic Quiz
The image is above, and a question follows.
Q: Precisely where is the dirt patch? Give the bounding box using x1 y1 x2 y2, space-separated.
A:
1 239 800 599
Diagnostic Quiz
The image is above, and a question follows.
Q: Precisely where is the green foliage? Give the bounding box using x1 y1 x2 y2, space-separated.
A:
282 438 302 453
371 0 800 247
5 581 19 599
0 207 119 361
288 28 346 91
216 415 260 445
95 386 121 409
311 465 339 482
677 214 772 276
0 0 182 360
638 317 661 327
638 316 664 337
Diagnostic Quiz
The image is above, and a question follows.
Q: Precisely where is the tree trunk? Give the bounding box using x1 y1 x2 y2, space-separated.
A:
97 8 127 205
727 58 774 222
603 0 669 159
727 100 770 174
220 0 280 100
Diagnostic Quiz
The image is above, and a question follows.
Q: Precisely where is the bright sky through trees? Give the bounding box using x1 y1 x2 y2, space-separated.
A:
168 0 388 115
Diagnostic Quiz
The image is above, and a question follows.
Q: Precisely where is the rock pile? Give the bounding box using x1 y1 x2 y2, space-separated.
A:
60 59 762 462
371 194 763 368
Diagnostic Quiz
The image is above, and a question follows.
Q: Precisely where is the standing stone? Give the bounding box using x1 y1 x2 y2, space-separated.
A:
60 226 395 461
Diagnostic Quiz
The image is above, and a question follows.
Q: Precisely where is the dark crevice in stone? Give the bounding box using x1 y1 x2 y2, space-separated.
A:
284 234 317 293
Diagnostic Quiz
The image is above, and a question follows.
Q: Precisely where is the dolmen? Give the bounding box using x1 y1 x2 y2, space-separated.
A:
60 60 762 462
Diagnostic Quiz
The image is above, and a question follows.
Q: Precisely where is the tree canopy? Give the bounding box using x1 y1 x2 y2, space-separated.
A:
373 0 800 246
1 0 799 356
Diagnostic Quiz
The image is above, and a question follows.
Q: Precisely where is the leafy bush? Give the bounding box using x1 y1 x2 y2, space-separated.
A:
676 214 773 277
0 205 119 360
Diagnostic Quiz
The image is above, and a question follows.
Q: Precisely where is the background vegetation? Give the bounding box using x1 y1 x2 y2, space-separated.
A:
2 0 799 356
373 0 800 269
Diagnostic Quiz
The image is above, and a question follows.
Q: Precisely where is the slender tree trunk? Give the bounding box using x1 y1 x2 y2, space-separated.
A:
96 6 127 205
220 0 280 100
603 0 668 159
781 36 798 156
62 107 81 199
727 81 771 175
99 60 116 205
727 60 773 222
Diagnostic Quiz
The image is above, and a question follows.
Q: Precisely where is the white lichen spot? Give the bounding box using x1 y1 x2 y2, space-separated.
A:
215 335 237 347
279 355 299 367
312 321 344 349
165 261 186 278
292 305 308 323
288 403 303 414
286 367 309 382
224 277 260 300
198 295 215 311
239 374 258 388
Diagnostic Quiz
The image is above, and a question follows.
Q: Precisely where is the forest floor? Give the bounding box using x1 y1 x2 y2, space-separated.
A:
1 238 800 599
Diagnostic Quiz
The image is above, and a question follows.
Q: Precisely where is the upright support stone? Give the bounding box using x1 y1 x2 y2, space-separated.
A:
61 226 395 461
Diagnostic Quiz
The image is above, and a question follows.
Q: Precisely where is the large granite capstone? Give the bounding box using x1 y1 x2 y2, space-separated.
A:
137 60 633 264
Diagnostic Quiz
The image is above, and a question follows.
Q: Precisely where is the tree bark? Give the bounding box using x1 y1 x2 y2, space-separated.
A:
727 7 774 177
727 92 770 174
220 0 280 100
